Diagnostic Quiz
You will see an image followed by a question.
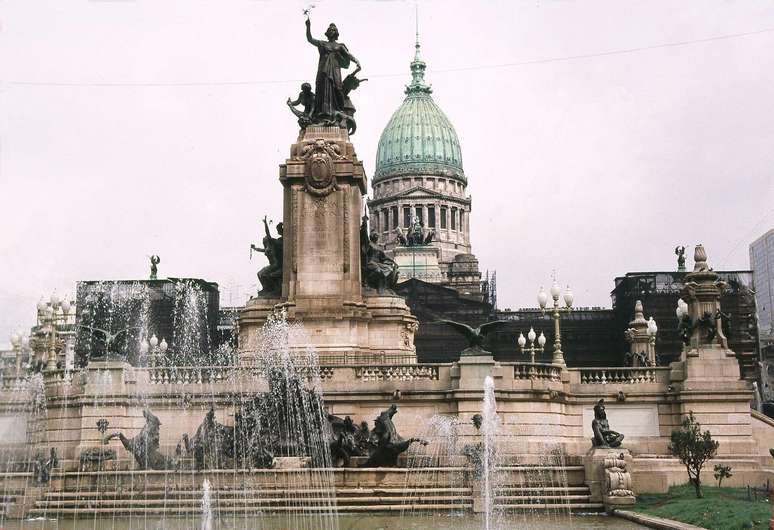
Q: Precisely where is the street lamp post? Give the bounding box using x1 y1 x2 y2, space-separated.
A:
517 327 546 364
37 294 73 372
538 281 573 366
139 334 168 367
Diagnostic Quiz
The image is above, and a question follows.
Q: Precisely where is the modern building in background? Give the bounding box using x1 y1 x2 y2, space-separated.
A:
750 228 774 342
367 36 485 301
400 268 758 377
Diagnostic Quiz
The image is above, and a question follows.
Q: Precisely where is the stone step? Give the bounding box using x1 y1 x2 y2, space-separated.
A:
26 502 473 518
42 487 474 498
495 495 591 502
497 486 589 492
498 503 604 511
36 495 471 508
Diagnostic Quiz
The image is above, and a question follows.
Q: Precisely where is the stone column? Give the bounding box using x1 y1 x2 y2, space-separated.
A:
241 126 417 363
280 126 366 307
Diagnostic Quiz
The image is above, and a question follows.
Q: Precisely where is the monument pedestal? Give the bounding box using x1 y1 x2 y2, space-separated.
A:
393 245 442 282
584 447 635 510
670 246 753 455
238 126 417 364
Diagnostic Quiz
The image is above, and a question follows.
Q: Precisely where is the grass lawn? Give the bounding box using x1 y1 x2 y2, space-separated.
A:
631 484 771 530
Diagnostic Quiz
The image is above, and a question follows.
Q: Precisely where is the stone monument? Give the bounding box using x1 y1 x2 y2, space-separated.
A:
669 244 753 455
585 399 635 510
240 18 417 363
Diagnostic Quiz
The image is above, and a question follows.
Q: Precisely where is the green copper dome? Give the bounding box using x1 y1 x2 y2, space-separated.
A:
374 41 465 183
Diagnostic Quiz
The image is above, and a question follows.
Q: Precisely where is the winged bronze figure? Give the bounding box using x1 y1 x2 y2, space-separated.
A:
436 320 509 356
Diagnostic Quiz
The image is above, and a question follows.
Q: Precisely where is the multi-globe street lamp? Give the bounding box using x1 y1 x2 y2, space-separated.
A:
37 294 73 372
537 281 574 366
9 330 31 376
517 327 546 364
139 334 168 367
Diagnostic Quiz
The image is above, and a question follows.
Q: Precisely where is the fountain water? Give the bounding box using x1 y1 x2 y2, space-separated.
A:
480 375 499 530
201 478 212 530
401 415 466 515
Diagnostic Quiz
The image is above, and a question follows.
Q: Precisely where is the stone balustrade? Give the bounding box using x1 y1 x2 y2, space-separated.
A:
573 367 670 385
511 362 563 381
318 353 418 365
353 364 440 382
147 366 234 385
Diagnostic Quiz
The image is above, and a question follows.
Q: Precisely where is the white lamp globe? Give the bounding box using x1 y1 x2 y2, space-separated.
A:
563 286 574 308
528 327 536 342
550 281 561 300
538 332 547 348
159 339 168 353
517 333 526 348
537 287 548 309
149 334 159 348
647 317 658 336
61 300 71 314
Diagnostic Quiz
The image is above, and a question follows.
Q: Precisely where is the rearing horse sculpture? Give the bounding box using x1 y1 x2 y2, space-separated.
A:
105 408 171 470
360 404 426 467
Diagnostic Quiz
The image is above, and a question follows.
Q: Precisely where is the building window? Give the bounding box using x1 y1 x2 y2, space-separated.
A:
403 207 411 228
440 206 447 229
459 210 464 232
391 206 398 229
415 206 423 225
382 210 389 232
428 206 436 228
451 208 457 230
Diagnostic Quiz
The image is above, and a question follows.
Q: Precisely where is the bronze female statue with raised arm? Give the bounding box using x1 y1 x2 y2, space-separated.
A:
305 16 361 125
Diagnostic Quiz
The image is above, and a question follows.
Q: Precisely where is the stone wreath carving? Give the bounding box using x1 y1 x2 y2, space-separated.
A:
299 138 345 197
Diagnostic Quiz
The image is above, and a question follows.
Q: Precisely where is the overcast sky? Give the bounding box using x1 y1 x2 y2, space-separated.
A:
1 0 774 348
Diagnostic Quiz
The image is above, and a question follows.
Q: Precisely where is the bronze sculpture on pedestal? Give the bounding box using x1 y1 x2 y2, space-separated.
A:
360 215 399 293
287 14 365 134
437 319 508 356
591 399 624 448
250 217 283 296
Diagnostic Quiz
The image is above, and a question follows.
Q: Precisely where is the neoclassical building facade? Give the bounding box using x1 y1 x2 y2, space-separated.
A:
368 38 483 298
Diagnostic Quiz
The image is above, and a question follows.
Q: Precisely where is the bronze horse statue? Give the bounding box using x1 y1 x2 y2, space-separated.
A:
105 408 171 470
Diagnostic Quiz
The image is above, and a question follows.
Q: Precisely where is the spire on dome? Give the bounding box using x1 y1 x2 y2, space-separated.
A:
406 6 431 95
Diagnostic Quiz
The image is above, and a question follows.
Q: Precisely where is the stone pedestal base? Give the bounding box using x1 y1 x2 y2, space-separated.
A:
671 345 754 455
393 246 442 283
238 293 417 364
237 125 419 365
238 296 282 362
584 447 635 509
272 456 310 469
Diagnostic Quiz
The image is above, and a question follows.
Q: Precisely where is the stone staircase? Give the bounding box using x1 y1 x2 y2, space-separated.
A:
20 465 602 518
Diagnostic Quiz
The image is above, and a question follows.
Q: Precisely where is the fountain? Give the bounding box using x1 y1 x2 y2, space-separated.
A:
0 7 765 530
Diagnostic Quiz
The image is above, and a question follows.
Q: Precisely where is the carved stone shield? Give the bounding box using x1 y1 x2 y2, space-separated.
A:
300 139 343 197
